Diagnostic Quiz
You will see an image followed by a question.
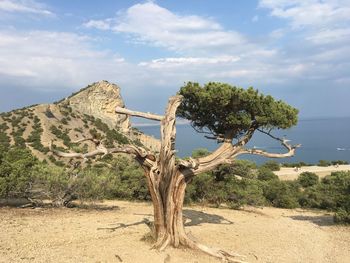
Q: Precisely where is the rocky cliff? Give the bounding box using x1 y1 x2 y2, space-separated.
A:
0 81 160 164
64 81 130 132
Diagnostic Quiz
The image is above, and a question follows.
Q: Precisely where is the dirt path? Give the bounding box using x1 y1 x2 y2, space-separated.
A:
275 164 350 181
1 200 349 263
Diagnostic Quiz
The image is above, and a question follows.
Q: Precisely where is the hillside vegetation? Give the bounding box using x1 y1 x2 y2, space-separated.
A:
0 81 159 167
0 81 349 224
0 143 349 223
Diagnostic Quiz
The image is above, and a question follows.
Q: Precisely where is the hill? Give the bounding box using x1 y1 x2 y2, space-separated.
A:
0 81 160 165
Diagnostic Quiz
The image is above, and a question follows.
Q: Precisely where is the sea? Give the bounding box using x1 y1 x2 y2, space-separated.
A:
137 117 350 165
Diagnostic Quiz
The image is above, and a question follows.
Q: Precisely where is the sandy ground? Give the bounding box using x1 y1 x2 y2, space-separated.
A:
275 164 350 181
1 201 349 263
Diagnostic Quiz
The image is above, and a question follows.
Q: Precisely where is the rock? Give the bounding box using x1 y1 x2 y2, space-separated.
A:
65 80 130 132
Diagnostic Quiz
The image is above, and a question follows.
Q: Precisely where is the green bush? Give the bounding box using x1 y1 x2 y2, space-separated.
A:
262 180 300 209
257 167 278 181
0 147 39 198
191 148 210 158
318 160 331 167
334 209 350 224
331 160 349 165
261 160 280 171
298 172 319 187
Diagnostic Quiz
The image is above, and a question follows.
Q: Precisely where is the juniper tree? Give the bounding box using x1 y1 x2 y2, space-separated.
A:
52 82 300 262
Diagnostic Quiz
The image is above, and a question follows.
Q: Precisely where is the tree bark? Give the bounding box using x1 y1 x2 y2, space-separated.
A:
53 93 301 263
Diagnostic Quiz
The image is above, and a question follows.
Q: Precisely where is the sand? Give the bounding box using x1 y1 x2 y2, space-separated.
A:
1 200 349 263
275 164 350 181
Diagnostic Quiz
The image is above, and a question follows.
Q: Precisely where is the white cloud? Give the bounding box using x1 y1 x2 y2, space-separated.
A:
0 1 348 107
259 0 350 29
307 28 350 44
138 56 240 68
0 0 53 16
258 0 350 85
0 30 133 90
84 2 246 53
83 19 112 31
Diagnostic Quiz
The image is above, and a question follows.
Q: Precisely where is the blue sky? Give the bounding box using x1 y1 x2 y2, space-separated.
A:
0 0 349 118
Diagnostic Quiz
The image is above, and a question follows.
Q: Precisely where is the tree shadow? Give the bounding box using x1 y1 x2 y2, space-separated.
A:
72 203 120 211
97 218 152 232
183 209 233 226
97 210 233 232
288 215 335 226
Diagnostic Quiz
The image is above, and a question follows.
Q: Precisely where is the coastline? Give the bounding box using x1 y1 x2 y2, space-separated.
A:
275 164 350 181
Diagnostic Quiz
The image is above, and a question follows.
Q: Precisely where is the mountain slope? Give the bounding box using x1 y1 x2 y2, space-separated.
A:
0 81 160 165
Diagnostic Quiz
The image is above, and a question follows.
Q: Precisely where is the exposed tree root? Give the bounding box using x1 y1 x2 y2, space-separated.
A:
150 231 247 263
184 236 247 263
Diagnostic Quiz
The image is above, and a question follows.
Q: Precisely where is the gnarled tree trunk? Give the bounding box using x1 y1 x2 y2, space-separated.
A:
52 93 300 263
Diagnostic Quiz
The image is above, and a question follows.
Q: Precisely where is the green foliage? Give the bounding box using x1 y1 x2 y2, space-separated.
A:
318 160 331 167
50 125 71 147
27 117 49 153
212 160 257 181
262 180 300 208
298 172 319 188
0 147 38 198
44 108 55 118
257 167 279 181
261 160 280 171
331 160 349 165
11 126 26 147
334 209 350 224
89 128 102 140
282 162 312 167
0 131 10 149
177 82 298 137
92 118 129 145
0 147 148 202
191 148 210 158
61 118 68 125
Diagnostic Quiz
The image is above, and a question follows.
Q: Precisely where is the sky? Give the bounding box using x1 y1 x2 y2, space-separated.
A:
0 0 349 118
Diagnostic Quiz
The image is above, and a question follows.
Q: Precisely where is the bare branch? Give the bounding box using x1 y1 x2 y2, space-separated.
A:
49 141 156 168
115 106 164 121
72 137 101 145
237 129 301 158
238 144 301 158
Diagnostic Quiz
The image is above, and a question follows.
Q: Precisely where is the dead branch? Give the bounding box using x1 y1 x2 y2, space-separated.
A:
72 137 101 145
115 106 164 121
237 129 301 158
49 141 156 168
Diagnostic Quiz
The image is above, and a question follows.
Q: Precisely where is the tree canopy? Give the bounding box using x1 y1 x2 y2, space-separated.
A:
177 82 298 138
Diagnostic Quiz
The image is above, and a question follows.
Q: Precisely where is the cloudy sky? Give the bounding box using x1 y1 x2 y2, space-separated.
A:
0 0 349 118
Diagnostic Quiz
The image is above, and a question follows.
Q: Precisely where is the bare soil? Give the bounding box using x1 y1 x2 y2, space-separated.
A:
275 164 350 181
1 200 349 263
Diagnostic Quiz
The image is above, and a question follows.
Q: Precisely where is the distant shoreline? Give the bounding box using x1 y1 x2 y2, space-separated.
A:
275 164 350 181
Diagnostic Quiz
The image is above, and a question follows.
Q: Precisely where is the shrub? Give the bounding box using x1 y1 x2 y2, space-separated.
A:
61 118 68 125
262 180 300 209
191 148 210 158
331 160 349 165
0 147 38 198
318 160 331 167
261 160 280 171
298 172 319 187
50 125 71 147
334 209 350 224
257 167 278 181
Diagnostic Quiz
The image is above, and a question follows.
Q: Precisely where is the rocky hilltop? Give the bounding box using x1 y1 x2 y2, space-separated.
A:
65 81 130 132
0 81 160 164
